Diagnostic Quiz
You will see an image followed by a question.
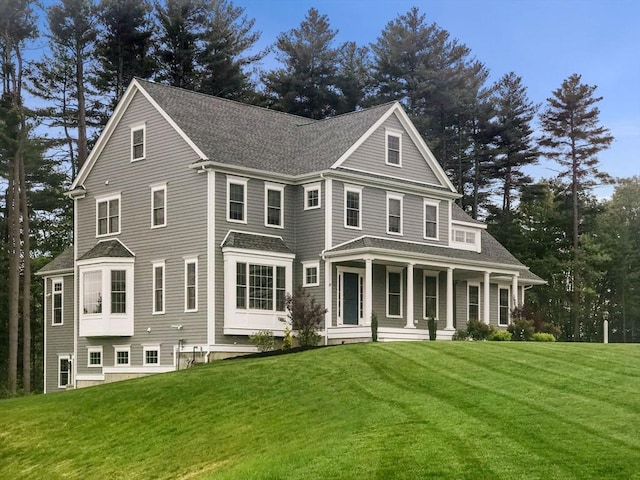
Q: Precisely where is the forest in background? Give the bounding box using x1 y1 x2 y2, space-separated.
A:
1 0 638 395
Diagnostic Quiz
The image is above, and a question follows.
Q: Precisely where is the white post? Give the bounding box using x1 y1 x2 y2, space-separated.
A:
324 259 332 345
446 267 454 330
405 263 415 328
604 317 609 344
365 258 373 326
511 275 519 309
483 271 491 325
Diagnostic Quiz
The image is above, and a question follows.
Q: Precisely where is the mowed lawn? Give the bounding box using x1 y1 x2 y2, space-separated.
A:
1 342 639 479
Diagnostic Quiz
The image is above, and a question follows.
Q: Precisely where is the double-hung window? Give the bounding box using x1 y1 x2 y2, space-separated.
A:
303 262 320 287
304 183 321 210
265 183 284 228
387 193 403 235
52 279 63 325
153 262 165 314
386 130 402 166
424 274 438 319
344 185 362 229
227 176 248 223
424 200 439 240
185 258 197 312
58 355 71 388
499 287 510 326
468 284 480 322
96 194 120 236
110 270 127 314
131 124 146 161
387 267 403 318
151 183 166 228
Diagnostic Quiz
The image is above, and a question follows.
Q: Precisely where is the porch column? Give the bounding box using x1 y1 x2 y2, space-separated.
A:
483 271 491 325
364 258 373 326
405 263 415 328
446 267 454 330
512 274 519 309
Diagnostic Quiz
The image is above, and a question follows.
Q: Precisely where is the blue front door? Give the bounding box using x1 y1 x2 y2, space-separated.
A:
343 272 359 325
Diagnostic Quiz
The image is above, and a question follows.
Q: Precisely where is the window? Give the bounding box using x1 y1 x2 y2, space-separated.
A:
265 183 284 228
87 347 102 367
387 193 403 235
52 279 63 325
387 268 403 318
153 262 165 314
83 271 102 314
304 183 321 210
143 346 160 365
499 287 510 326
468 284 480 322
110 270 126 314
303 262 320 287
344 185 362 229
131 124 146 161
424 274 438 319
236 263 286 312
151 184 166 228
227 176 248 223
424 201 439 239
114 346 130 366
58 355 71 388
96 195 120 236
386 130 402 166
185 258 197 312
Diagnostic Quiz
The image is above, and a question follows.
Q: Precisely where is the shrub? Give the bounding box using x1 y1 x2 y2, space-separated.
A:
452 329 469 341
282 326 293 351
487 329 512 341
468 319 492 341
508 317 535 341
532 332 556 342
285 289 328 347
371 312 378 342
249 330 276 352
427 317 437 341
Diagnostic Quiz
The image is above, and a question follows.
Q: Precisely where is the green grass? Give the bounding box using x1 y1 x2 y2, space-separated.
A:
1 342 639 479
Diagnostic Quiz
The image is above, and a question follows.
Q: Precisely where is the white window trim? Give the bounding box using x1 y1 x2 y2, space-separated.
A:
150 183 167 229
131 123 146 161
423 272 439 320
143 345 161 366
87 346 103 368
467 282 480 322
184 257 198 312
51 277 64 326
424 199 440 241
385 129 402 167
303 182 321 210
451 226 481 253
302 261 320 287
344 184 363 230
498 285 511 326
264 182 285 229
95 193 121 238
386 192 404 236
386 266 403 319
58 354 72 388
152 261 166 315
336 266 365 326
226 176 248 224
114 345 131 367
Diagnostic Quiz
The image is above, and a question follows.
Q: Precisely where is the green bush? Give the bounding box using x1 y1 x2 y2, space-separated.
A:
468 319 492 341
487 329 511 341
532 332 556 342
282 326 293 351
508 317 535 341
249 330 276 352
371 312 378 342
452 329 469 341
285 289 327 347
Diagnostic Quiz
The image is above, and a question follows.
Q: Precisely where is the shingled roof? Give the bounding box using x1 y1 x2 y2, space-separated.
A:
221 231 293 254
37 247 74 276
136 79 395 176
78 240 134 261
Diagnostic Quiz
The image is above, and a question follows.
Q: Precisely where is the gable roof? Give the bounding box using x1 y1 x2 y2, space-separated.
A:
36 247 74 276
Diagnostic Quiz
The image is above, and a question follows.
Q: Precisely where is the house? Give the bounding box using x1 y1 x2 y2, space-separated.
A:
37 78 544 393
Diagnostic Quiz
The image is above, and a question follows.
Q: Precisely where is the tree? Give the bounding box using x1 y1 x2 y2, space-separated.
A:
334 41 372 113
285 289 327 347
539 74 614 341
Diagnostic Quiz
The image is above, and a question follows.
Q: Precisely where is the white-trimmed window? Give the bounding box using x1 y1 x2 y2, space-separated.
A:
143 345 160 365
385 130 402 166
96 194 121 236
114 345 130 366
58 355 71 388
236 263 287 312
452 227 480 252
468 284 480 322
499 287 510 326
184 257 197 312
303 261 320 287
87 346 103 367
386 267 403 318
153 261 165 314
424 200 439 240
424 273 439 319
227 176 248 223
52 278 63 325
304 183 321 210
131 124 146 161
386 192 403 235
265 183 284 228
344 185 362 229
151 183 167 228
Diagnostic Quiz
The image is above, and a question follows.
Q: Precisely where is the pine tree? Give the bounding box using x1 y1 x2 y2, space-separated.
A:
334 41 372 113
539 74 614 341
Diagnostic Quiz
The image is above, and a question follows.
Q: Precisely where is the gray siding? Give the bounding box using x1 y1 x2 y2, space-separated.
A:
75 90 208 372
44 274 74 393
340 113 441 186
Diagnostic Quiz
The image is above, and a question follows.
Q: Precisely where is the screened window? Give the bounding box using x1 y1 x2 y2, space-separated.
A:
468 285 480 322
151 185 166 227
52 280 63 325
387 269 402 317
424 203 438 239
387 195 402 234
153 263 165 314
97 197 120 236
132 126 145 160
83 271 102 314
499 288 510 326
387 133 401 166
424 275 438 319
111 270 126 314
185 260 197 311
266 186 283 227
345 188 361 228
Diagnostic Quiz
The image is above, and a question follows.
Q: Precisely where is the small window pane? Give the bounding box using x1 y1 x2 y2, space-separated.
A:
111 270 126 314
307 189 319 208
145 349 159 365
236 263 246 309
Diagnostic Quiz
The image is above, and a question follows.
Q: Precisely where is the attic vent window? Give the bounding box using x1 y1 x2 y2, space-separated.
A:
386 131 402 166
131 124 146 161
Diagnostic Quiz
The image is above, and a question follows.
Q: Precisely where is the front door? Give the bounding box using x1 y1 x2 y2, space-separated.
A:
343 272 359 325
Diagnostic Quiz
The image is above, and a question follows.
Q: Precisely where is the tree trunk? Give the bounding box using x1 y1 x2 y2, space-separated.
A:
76 36 88 170
7 161 21 394
19 155 31 393
571 136 580 341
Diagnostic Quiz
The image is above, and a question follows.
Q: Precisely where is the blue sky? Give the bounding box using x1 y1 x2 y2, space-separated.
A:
235 0 640 195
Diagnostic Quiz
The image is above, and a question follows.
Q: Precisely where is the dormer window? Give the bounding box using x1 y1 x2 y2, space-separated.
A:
131 124 146 161
451 226 480 252
386 130 402 166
